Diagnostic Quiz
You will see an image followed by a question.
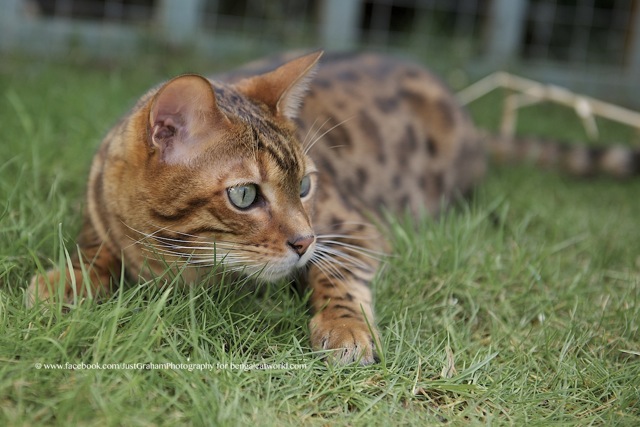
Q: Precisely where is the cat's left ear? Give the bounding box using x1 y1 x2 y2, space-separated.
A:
235 50 323 120
148 74 230 164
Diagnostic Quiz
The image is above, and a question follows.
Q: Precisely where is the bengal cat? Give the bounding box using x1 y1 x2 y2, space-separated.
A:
27 51 638 365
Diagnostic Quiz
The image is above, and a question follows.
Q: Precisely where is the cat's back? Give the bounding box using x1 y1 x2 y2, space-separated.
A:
303 52 485 216
220 51 486 216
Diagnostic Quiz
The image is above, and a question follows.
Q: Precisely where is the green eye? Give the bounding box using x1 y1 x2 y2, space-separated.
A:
300 175 311 198
227 184 257 209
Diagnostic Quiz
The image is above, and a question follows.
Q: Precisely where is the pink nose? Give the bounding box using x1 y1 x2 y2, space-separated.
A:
288 235 314 256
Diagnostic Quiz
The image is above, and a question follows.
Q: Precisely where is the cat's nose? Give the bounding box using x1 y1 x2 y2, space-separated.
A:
288 235 315 257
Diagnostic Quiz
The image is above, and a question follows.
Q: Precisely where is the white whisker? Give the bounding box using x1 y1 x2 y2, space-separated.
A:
313 221 379 233
308 258 333 282
302 116 332 153
300 116 323 150
316 238 387 259
303 115 355 156
310 252 347 282
315 245 373 271
316 233 379 242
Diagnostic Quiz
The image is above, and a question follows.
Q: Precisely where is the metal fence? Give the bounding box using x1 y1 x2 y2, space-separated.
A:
2 0 639 106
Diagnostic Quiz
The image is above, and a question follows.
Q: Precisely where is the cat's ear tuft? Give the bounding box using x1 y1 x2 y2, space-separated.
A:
149 74 228 163
235 51 323 120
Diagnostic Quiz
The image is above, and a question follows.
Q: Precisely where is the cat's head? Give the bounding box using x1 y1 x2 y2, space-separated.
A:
124 52 323 282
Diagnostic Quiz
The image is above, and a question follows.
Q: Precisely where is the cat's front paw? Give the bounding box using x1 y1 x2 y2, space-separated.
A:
310 315 381 365
26 267 109 308
27 269 71 308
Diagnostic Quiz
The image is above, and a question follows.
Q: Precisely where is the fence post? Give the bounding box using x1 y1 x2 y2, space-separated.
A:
629 6 640 79
157 0 204 46
486 0 528 65
0 0 22 52
319 0 363 50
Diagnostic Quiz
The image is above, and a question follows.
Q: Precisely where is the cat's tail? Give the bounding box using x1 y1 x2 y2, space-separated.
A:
481 131 640 178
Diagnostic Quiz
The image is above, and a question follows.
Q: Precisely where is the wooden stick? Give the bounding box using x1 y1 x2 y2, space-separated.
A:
457 72 640 140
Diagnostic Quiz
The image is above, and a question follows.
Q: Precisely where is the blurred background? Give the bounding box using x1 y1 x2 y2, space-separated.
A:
1 0 639 107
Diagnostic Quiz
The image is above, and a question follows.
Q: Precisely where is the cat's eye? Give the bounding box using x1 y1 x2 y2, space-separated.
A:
227 184 257 209
300 175 311 198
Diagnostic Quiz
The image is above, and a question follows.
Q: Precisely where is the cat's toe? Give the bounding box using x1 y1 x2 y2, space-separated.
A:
26 267 106 308
26 270 61 308
310 316 380 365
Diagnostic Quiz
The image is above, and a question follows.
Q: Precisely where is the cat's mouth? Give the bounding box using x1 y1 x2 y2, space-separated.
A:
234 241 316 282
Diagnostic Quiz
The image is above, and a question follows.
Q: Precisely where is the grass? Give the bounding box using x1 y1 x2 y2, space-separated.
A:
1 53 639 426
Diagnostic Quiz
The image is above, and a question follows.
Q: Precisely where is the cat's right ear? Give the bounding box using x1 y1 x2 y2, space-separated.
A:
148 74 229 164
234 51 323 120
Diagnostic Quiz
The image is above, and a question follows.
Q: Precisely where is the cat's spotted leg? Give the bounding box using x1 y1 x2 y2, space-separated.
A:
27 221 120 307
307 224 384 365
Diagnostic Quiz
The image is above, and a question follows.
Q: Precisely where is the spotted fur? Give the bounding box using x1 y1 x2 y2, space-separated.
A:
28 51 639 365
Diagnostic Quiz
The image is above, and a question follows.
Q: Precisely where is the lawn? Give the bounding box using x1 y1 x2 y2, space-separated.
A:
1 53 639 426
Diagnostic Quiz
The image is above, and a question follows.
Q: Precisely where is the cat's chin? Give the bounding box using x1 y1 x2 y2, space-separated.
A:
243 262 305 283
236 248 315 283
